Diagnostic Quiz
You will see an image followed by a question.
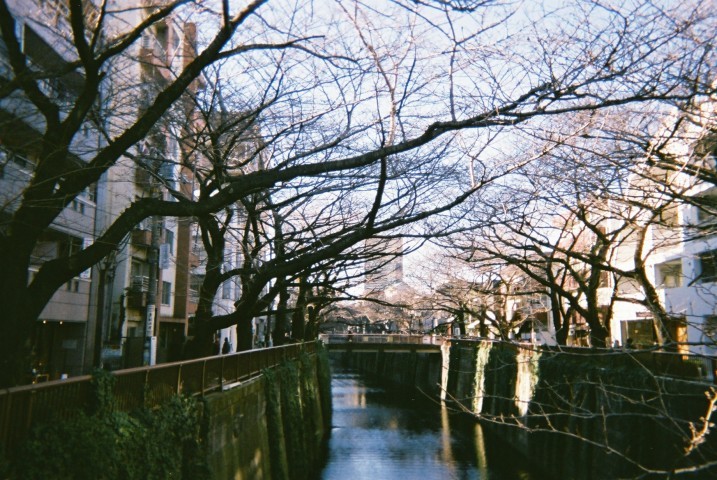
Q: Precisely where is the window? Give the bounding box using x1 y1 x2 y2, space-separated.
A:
86 183 97 203
703 316 717 343
66 278 79 292
62 236 83 257
694 189 717 227
78 202 85 215
161 281 171 305
699 250 717 283
656 261 683 288
620 319 655 348
222 280 232 300
696 205 717 225
165 229 174 254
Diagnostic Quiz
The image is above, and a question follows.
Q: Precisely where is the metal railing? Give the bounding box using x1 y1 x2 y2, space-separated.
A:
0 341 316 455
319 333 445 345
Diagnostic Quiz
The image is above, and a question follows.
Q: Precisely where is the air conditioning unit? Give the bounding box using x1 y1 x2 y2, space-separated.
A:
131 275 149 292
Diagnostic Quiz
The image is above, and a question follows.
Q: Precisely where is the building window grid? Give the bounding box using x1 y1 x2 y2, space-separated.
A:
165 229 174 254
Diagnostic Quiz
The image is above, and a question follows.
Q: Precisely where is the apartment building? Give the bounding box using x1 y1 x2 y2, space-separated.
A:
96 1 200 368
187 115 270 352
0 0 102 378
609 104 717 357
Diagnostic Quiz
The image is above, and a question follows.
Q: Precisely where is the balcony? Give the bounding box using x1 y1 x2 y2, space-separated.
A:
127 275 149 310
126 291 147 309
131 275 149 292
131 229 151 247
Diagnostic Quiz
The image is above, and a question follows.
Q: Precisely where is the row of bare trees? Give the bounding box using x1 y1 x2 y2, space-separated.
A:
1 0 715 389
419 101 716 349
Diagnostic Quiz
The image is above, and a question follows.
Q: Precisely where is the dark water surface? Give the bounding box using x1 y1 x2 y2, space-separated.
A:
317 368 545 480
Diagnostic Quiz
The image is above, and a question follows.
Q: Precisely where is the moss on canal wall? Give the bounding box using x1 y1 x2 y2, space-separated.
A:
445 341 717 479
207 346 331 480
335 341 717 478
3 347 332 480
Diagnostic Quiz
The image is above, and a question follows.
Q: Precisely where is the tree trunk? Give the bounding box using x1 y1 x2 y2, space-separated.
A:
0 294 34 387
455 309 466 336
273 280 291 345
290 277 308 341
0 246 39 387
551 292 569 345
304 305 319 341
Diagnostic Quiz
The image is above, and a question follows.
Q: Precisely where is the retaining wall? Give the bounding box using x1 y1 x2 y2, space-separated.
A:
335 340 717 479
204 351 331 480
330 348 444 397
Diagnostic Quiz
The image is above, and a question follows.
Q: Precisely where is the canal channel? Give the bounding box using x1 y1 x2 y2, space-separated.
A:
317 367 547 479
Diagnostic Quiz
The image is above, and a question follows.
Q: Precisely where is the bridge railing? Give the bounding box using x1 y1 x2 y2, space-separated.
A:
319 333 445 345
0 341 316 454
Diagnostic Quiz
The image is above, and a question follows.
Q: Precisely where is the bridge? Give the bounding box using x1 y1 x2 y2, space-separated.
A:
319 333 445 353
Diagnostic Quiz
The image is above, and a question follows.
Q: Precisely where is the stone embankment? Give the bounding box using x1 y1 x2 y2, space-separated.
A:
333 339 717 479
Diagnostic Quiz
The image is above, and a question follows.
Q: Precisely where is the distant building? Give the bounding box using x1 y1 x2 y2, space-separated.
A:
364 236 404 298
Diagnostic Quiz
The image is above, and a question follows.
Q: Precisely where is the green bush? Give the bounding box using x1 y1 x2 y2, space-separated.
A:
9 372 208 480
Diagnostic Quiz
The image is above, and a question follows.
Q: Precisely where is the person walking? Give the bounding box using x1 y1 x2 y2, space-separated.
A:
222 337 231 354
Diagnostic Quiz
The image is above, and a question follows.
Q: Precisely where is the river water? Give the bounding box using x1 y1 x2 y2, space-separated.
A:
317 368 545 480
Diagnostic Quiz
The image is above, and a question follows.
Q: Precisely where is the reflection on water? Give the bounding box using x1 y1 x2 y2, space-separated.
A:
317 369 543 480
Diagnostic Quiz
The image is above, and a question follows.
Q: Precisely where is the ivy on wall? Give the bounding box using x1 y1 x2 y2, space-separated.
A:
263 366 290 480
2 349 333 480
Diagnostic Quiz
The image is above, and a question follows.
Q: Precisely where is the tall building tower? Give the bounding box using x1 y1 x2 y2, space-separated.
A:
364 236 404 298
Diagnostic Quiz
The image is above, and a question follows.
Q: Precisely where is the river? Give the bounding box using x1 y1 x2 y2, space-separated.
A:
317 368 546 480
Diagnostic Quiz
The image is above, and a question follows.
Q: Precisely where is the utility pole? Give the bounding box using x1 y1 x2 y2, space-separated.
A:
143 215 159 365
93 251 116 368
143 146 161 366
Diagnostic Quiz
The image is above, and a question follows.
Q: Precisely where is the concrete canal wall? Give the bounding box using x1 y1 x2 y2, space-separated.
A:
335 340 717 479
204 351 331 480
330 348 445 397
1 348 330 480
